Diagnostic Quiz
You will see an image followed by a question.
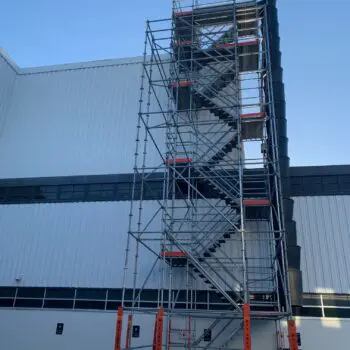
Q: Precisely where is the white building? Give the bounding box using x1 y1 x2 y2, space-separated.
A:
0 48 350 349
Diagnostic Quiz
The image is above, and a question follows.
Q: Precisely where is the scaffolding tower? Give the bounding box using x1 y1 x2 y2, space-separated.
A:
121 0 292 348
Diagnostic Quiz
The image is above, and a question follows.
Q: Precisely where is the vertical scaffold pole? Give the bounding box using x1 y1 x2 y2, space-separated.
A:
232 0 252 347
114 306 123 350
157 308 165 350
188 315 191 350
153 314 158 350
125 314 133 349
167 319 172 350
153 307 165 350
288 319 298 350
243 303 251 350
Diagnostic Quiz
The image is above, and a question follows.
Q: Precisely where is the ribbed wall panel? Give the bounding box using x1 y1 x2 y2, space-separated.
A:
1 308 350 350
293 196 350 294
0 53 16 134
0 309 277 350
0 61 165 178
0 201 273 292
0 201 161 288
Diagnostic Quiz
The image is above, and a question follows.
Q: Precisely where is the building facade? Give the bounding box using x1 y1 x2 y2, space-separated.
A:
1 7 350 347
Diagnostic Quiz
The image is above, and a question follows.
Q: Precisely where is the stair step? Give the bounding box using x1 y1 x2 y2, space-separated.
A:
195 94 233 123
200 78 236 99
204 252 211 257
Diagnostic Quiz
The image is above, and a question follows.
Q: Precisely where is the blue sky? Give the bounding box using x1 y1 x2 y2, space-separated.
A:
0 0 349 166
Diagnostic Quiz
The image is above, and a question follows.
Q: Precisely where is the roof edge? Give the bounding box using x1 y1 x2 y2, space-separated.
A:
20 55 145 75
0 47 146 75
0 47 20 73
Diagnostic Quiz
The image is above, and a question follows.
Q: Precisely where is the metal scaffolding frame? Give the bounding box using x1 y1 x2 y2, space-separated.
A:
121 0 291 348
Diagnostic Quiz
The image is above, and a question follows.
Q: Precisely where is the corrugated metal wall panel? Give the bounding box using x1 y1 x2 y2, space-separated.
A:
2 309 350 350
293 196 350 294
0 309 277 350
0 54 17 134
0 201 161 288
278 317 350 349
0 62 165 178
0 201 276 292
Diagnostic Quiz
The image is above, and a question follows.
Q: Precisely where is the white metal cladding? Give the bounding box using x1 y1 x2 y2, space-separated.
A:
0 309 118 350
279 317 350 350
0 57 166 178
0 201 272 292
0 201 162 288
293 196 350 294
2 309 350 350
0 52 17 133
0 309 278 350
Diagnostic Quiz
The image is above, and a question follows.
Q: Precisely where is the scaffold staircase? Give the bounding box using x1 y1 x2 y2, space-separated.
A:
163 0 276 311
120 0 292 349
